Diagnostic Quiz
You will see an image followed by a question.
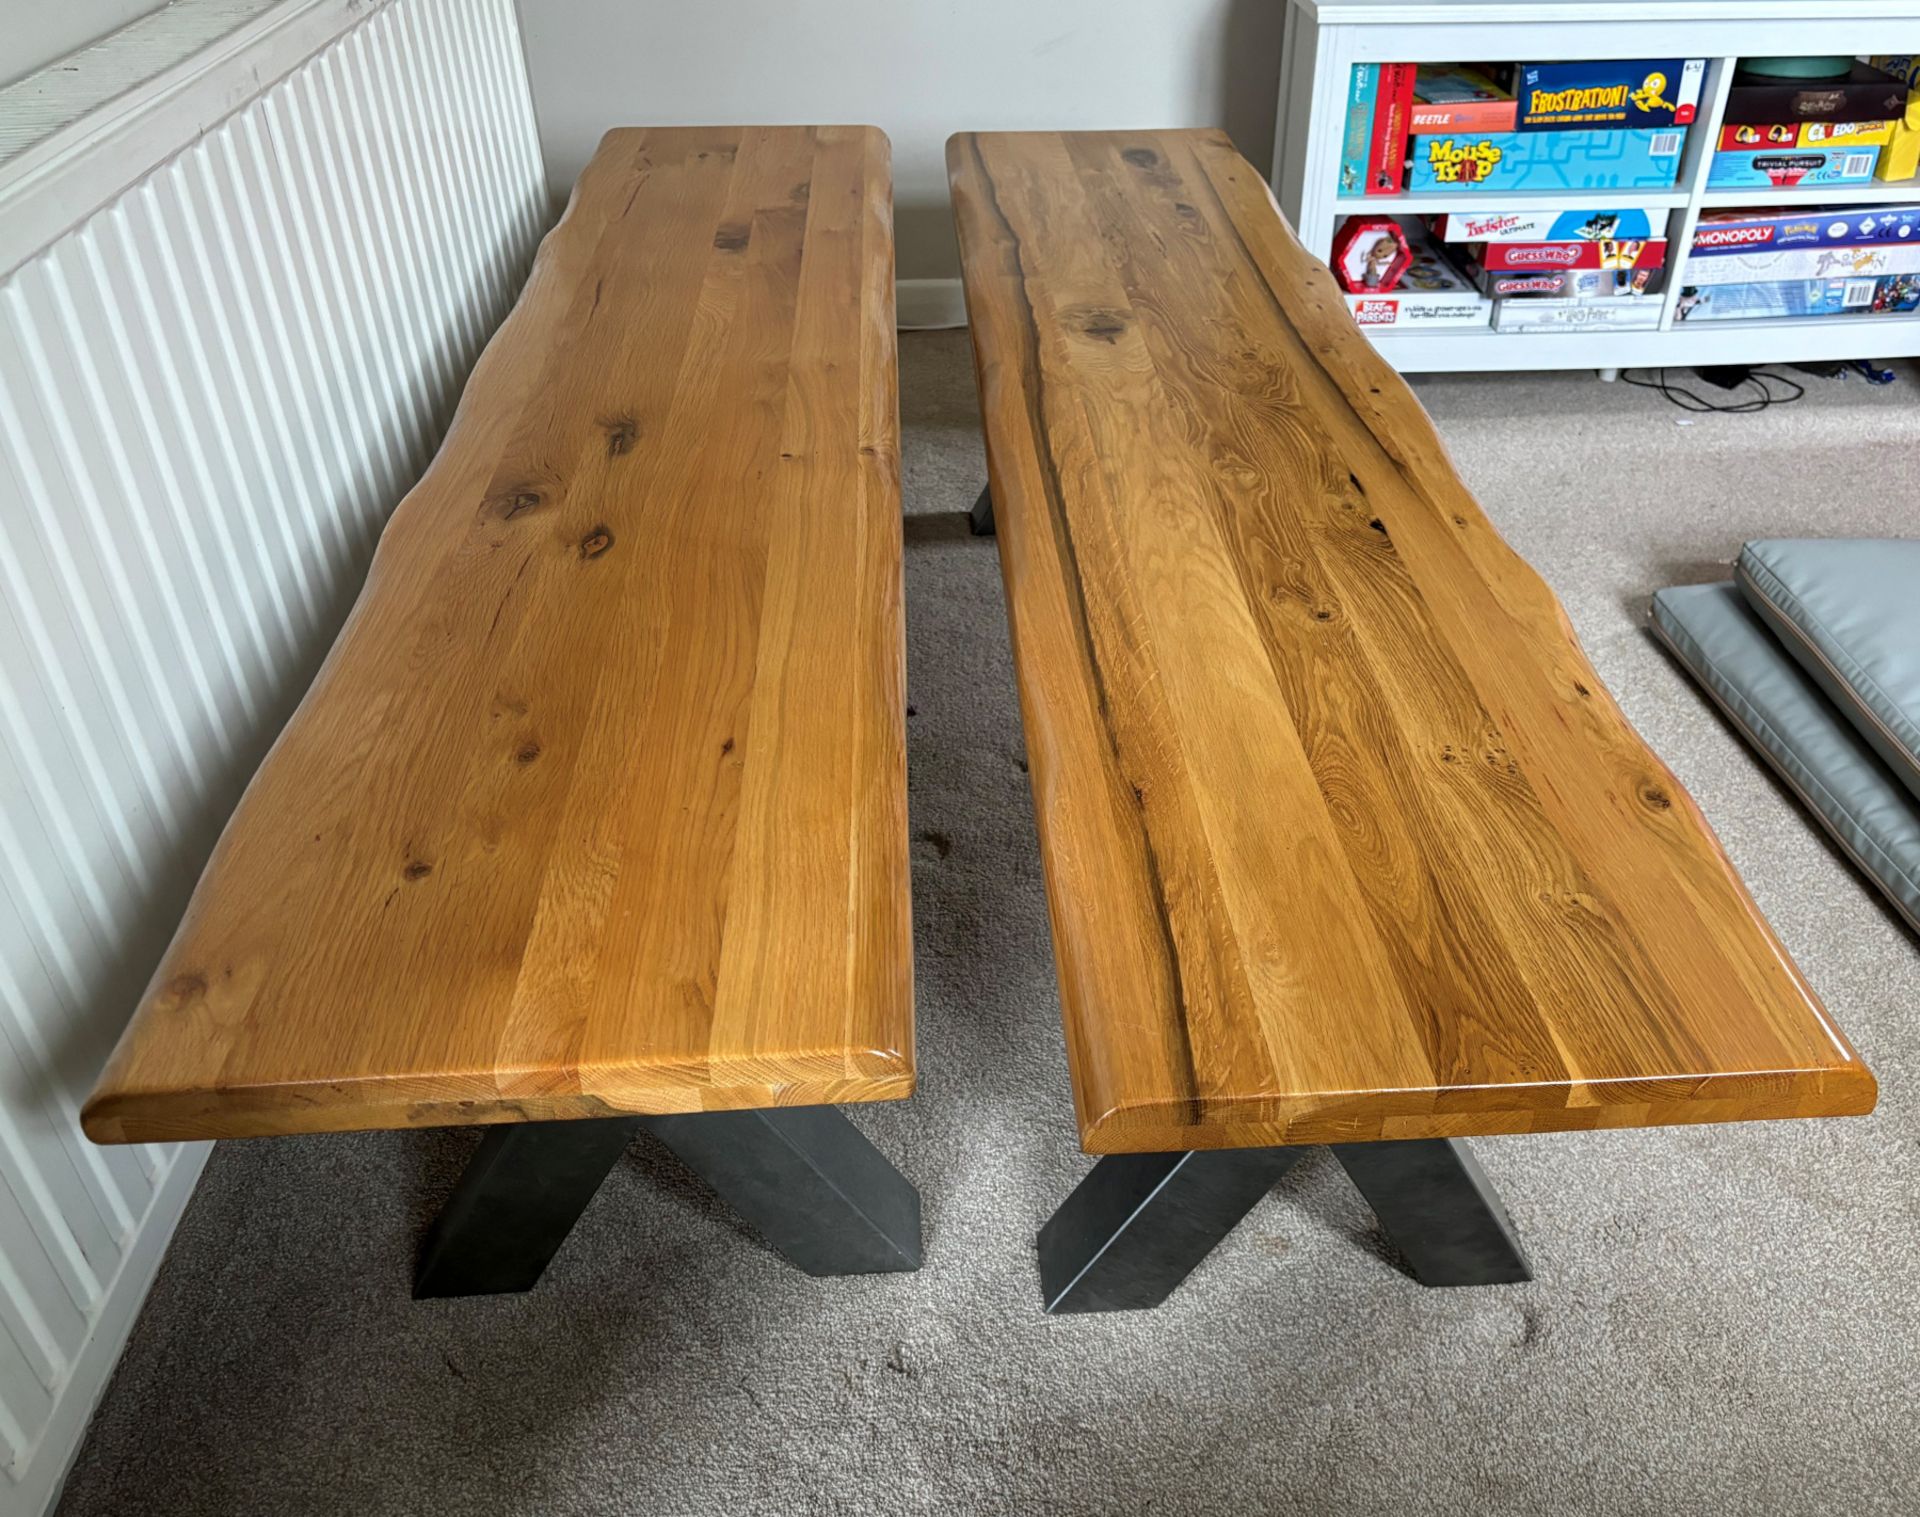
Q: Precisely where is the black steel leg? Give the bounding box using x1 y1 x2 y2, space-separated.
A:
1037 1147 1304 1313
415 1116 642 1298
1330 1138 1532 1286
968 484 995 536
643 1106 921 1276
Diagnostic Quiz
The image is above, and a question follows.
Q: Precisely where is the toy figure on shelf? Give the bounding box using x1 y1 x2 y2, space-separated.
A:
1331 218 1413 292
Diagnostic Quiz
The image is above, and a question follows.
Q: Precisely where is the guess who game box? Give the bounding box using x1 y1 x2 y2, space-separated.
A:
1408 128 1685 191
1474 239 1667 272
1514 59 1705 129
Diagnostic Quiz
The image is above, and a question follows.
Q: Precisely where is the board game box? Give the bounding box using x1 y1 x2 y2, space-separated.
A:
1408 128 1685 191
1409 65 1517 133
1708 146 1881 189
1340 63 1416 194
1691 206 1920 252
1718 120 1894 151
1513 59 1704 130
1343 219 1490 327
1724 61 1908 126
1429 208 1666 242
1867 56 1920 183
1679 241 1920 286
1365 63 1418 194
1465 263 1663 299
1338 63 1380 196
1474 239 1667 271
1674 274 1920 322
1491 297 1662 331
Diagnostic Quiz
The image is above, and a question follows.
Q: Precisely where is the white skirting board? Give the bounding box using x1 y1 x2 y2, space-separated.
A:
898 277 968 331
0 2 547 1512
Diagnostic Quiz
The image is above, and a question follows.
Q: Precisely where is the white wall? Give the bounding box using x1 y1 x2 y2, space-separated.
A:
0 0 167 89
512 0 1285 288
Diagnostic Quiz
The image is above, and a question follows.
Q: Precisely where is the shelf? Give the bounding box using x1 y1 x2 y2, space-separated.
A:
1335 188 1692 215
1362 309 1920 371
1283 35 1920 373
1699 181 1920 208
1335 183 1920 217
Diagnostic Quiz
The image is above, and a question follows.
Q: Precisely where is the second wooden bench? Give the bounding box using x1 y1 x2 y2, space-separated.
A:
948 127 1876 1314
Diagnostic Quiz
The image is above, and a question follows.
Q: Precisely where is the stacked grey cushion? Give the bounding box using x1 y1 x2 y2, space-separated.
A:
1651 540 1920 934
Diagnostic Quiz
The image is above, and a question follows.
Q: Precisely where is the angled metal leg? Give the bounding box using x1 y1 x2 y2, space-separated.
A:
642 1106 921 1276
415 1116 642 1298
1037 1147 1304 1313
968 484 996 536
1331 1138 1531 1286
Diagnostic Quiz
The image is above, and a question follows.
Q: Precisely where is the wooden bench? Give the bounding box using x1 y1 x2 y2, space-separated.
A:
84 125 920 1296
947 128 1877 1313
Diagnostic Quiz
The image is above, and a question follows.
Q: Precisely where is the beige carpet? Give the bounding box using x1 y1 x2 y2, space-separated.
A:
55 337 1920 1517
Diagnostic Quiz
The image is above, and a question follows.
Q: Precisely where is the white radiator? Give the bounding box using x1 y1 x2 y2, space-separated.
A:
0 1 546 1509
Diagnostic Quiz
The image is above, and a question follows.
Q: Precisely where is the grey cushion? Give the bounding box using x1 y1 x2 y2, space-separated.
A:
1737 538 1920 804
1650 581 1920 934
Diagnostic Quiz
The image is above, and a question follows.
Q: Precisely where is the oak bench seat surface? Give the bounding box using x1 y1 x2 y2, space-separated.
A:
946 128 1875 1157
84 126 911 1144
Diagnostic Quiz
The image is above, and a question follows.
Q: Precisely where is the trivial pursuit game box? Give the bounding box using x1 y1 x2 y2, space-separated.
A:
1708 147 1881 189
1408 129 1685 191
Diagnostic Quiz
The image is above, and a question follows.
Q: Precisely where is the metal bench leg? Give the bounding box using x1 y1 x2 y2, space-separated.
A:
1037 1147 1304 1313
1330 1138 1532 1286
415 1116 642 1298
643 1106 921 1276
968 484 995 536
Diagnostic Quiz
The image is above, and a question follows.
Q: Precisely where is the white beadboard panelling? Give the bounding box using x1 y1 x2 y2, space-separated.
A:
0 1 548 1511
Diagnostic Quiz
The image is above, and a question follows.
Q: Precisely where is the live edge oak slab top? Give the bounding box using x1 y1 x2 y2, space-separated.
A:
85 127 911 1144
947 129 1875 1156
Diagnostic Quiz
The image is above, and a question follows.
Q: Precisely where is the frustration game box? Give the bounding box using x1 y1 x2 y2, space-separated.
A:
1513 59 1704 130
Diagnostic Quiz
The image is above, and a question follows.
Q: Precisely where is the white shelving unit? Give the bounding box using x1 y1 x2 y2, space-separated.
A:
1272 0 1920 372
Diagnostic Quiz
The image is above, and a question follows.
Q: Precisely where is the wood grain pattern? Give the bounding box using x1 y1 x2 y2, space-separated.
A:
84 126 910 1144
947 128 1876 1155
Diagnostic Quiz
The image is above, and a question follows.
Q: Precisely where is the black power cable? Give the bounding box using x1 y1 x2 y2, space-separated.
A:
1618 366 1807 414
